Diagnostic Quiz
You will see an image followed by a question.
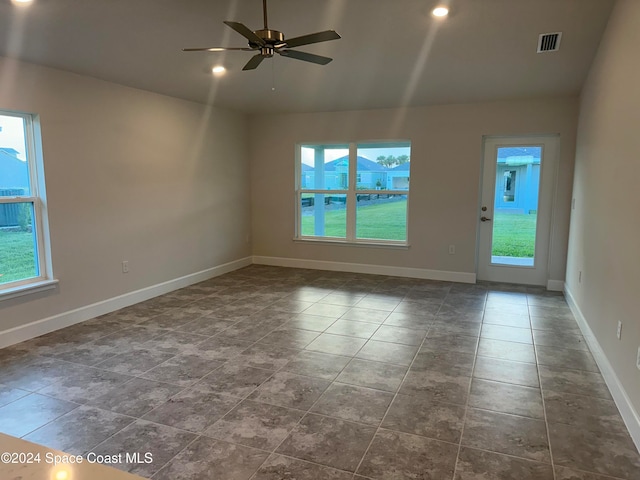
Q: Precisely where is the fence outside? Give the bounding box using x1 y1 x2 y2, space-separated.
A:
0 189 25 227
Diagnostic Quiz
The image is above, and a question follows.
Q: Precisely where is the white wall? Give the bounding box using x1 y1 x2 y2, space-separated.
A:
250 98 578 282
0 57 251 333
566 0 640 412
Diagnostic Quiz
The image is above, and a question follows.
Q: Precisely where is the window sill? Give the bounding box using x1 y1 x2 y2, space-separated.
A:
293 238 410 249
0 279 59 302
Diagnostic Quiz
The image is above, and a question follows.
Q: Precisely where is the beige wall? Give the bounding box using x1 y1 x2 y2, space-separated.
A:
250 98 578 281
566 0 640 411
0 57 251 332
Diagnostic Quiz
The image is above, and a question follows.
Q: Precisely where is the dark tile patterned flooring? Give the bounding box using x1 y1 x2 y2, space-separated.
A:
1 265 639 479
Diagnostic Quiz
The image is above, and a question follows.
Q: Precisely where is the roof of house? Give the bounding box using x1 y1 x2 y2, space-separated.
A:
391 162 411 172
304 156 389 172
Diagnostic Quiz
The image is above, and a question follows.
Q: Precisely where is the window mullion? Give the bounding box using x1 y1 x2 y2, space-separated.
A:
346 143 357 241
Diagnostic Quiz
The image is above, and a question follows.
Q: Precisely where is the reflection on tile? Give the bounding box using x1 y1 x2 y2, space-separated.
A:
37 367 133 404
325 320 380 339
382 394 465 442
258 328 320 348
455 447 554 480
482 312 531 328
311 383 393 425
205 400 304 450
473 356 539 388
284 314 336 332
340 307 390 324
549 422 640 479
530 316 581 334
253 454 353 480
281 351 351 380
91 419 197 478
469 379 544 419
0 393 78 437
277 413 376 472
0 384 29 407
304 303 351 318
481 324 532 344
356 340 418 366
142 384 240 432
477 337 536 363
370 325 426 346
383 311 434 329
462 409 550 463
423 333 478 354
358 429 458 479
23 405 134 455
249 372 331 410
336 358 407 392
306 334 367 356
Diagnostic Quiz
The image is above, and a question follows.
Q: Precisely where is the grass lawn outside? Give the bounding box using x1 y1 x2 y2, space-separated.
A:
301 197 407 241
491 212 537 258
0 230 38 284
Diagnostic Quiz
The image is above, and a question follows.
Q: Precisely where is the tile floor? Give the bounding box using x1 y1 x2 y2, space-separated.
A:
1 265 639 479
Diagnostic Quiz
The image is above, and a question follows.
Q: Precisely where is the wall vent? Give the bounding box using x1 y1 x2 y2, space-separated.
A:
537 32 562 53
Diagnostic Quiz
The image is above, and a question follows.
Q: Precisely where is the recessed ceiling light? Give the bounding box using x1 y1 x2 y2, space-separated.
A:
11 0 34 5
432 6 449 18
212 66 226 75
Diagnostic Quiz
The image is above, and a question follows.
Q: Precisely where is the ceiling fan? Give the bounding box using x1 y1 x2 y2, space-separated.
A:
183 0 341 71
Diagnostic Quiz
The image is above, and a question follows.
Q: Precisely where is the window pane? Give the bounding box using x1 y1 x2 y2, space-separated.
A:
356 195 407 241
300 144 349 190
0 202 39 284
356 142 411 191
301 194 346 238
0 114 31 195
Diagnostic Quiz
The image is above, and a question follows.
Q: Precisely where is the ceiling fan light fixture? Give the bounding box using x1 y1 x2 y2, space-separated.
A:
432 6 449 18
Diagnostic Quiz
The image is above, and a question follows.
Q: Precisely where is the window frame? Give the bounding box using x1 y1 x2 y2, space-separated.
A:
295 140 411 246
0 109 56 300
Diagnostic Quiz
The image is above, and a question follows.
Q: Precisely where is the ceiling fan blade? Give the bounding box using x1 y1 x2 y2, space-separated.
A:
243 54 266 70
223 21 266 46
283 30 340 49
182 47 255 52
278 49 333 65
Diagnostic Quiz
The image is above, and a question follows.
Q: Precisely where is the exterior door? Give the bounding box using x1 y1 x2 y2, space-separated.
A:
477 135 559 285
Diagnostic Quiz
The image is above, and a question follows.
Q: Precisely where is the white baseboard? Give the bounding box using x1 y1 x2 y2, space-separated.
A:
564 284 640 452
0 256 252 349
252 255 476 284
546 279 565 291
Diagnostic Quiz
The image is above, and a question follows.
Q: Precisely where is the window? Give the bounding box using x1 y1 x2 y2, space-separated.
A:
296 141 410 244
0 110 54 297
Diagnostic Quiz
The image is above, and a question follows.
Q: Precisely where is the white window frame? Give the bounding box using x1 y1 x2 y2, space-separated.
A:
295 141 410 247
0 110 56 300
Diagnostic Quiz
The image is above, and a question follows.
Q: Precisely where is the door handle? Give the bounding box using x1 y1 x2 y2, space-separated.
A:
480 216 492 222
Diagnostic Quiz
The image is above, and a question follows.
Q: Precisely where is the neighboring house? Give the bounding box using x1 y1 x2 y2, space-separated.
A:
387 162 410 190
495 147 541 214
302 155 390 190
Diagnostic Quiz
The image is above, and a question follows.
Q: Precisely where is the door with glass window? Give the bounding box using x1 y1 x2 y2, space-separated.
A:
477 136 559 285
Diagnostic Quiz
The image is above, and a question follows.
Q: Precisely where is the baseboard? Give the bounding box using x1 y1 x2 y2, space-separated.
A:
546 279 564 291
252 255 476 284
0 256 252 349
564 284 640 452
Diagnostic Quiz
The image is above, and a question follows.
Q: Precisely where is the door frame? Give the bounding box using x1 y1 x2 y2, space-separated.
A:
476 134 560 286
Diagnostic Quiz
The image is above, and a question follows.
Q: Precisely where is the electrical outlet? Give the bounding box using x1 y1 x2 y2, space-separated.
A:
122 261 129 274
448 245 455 255
636 347 640 371
616 321 622 340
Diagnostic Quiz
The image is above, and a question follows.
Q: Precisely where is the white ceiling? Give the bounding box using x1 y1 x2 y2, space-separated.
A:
0 0 615 114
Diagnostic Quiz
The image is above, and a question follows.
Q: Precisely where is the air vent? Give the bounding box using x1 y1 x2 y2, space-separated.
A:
537 32 562 53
